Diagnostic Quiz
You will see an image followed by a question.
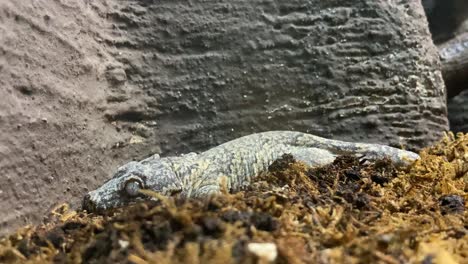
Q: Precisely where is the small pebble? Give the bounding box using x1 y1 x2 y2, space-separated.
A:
118 240 129 249
247 242 277 262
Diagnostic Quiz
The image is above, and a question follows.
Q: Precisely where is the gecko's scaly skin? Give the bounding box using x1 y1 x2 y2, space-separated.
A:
83 131 419 211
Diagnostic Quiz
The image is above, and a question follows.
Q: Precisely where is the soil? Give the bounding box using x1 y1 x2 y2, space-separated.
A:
0 133 467 263
0 0 448 236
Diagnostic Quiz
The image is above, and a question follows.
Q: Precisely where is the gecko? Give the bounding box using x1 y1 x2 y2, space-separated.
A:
82 131 419 212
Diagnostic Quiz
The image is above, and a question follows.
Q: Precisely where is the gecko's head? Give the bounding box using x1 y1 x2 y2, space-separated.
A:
82 155 181 212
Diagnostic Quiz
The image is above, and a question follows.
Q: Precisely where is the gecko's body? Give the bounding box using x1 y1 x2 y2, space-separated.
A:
83 131 419 211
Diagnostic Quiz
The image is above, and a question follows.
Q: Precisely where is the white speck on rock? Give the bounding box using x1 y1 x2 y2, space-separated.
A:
118 240 129 249
247 242 278 262
129 135 145 144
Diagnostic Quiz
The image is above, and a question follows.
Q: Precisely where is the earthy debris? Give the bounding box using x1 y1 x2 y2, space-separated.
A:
0 133 467 264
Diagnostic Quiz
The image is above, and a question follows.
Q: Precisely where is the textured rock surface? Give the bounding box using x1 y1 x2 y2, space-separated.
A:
0 0 447 235
0 1 144 235
106 0 447 155
448 90 468 132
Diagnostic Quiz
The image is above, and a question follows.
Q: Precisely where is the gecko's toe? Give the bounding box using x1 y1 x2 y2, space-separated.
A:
82 194 96 212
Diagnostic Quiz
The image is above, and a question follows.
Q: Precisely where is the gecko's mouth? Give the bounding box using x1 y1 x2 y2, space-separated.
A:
82 189 148 213
82 194 97 212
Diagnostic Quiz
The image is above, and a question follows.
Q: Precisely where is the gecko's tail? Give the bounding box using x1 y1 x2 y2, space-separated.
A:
292 131 420 168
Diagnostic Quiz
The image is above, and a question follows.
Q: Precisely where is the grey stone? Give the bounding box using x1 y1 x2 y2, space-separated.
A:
448 90 468 132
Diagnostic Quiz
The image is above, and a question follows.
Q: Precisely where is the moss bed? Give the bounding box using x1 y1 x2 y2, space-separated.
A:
1 133 467 264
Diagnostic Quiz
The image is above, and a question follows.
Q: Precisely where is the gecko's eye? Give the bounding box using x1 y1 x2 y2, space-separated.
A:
124 178 144 197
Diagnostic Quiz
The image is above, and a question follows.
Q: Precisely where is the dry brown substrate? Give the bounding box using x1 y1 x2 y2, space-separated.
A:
1 134 467 264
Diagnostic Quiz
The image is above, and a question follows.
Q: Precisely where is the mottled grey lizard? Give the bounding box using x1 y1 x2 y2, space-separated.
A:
82 131 419 212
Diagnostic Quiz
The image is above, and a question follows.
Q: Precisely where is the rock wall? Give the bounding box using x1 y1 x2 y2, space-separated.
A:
0 0 448 235
107 0 447 155
0 0 143 235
